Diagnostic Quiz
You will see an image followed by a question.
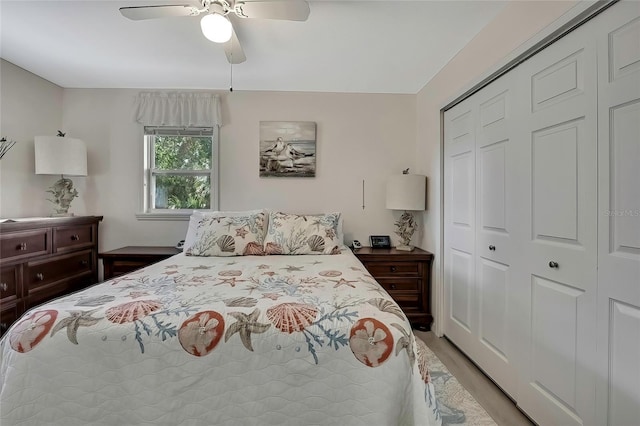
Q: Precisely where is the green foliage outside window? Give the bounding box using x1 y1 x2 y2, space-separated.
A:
153 135 212 209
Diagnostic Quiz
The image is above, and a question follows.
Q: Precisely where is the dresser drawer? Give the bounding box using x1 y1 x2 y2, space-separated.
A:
363 261 420 277
0 265 20 301
1 302 20 337
54 224 94 252
26 250 93 290
0 229 49 262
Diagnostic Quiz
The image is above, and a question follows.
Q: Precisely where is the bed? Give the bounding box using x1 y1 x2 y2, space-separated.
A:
0 211 441 425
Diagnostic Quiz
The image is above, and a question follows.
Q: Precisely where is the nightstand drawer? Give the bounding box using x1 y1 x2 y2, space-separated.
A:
363 262 420 277
100 246 181 280
377 278 420 292
0 229 49 261
26 250 93 290
54 224 94 252
109 260 151 277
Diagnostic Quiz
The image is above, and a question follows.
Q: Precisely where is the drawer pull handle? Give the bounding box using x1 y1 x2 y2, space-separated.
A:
489 245 496 251
71 234 80 241
0 282 7 292
80 260 88 266
17 242 27 251
0 323 7 331
390 284 397 290
390 266 397 272
36 273 44 281
549 261 559 269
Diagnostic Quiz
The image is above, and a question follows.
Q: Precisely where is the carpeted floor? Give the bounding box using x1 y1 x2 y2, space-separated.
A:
421 342 497 426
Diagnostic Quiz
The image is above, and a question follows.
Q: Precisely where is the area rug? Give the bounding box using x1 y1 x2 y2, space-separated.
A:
420 341 496 426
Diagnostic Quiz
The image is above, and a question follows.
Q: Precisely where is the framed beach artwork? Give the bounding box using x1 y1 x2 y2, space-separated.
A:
259 121 316 177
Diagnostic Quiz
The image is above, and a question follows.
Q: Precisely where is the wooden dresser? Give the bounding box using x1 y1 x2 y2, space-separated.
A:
354 246 434 330
0 216 103 336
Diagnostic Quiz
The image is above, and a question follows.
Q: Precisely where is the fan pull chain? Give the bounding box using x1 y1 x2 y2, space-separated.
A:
229 36 234 92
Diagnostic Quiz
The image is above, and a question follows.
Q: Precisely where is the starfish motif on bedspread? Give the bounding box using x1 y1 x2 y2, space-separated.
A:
309 260 323 265
164 270 179 275
257 264 270 269
282 265 304 273
110 276 137 286
50 309 102 344
224 308 271 351
190 265 212 271
262 271 276 276
235 227 249 238
331 278 358 288
164 265 180 269
215 277 247 287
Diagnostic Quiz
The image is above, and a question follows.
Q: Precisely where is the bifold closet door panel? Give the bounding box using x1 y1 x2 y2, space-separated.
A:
516 17 598 426
595 2 640 425
443 98 477 356
473 72 521 399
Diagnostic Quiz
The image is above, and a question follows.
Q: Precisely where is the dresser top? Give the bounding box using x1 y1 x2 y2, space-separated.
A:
0 216 103 232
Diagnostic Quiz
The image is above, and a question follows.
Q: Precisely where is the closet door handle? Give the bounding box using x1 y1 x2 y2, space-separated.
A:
489 245 496 251
548 261 559 269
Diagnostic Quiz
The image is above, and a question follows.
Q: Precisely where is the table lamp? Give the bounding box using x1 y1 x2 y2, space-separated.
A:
35 135 87 216
386 169 426 251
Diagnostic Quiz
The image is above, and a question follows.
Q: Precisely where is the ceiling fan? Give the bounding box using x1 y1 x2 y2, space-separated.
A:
119 0 311 64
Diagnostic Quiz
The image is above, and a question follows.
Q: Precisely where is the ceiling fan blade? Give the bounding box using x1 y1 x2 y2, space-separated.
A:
119 5 200 21
223 26 246 64
234 0 310 21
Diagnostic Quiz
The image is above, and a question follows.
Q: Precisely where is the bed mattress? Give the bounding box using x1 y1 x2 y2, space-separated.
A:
1 249 441 425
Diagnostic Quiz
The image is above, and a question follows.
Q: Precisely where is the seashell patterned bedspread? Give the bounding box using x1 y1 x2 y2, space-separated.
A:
0 250 441 426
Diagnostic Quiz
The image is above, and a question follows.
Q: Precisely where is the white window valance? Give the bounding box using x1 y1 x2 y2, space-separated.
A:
134 92 221 127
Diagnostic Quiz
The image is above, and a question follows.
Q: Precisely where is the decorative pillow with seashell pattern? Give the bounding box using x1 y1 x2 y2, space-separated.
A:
185 211 267 256
264 212 342 255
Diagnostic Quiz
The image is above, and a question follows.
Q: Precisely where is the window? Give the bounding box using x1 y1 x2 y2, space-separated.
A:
140 126 218 219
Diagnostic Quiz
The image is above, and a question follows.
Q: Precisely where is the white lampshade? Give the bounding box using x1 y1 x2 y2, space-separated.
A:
200 13 232 43
386 174 426 211
35 136 87 176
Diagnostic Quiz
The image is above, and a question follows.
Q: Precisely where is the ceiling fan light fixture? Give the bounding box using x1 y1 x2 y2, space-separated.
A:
200 13 233 43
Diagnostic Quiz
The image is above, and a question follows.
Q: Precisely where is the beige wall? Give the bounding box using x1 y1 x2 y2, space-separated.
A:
0 59 64 217
58 88 417 251
415 0 580 333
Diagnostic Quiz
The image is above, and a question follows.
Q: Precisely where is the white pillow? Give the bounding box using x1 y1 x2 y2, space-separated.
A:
264 212 342 255
184 209 266 249
185 211 268 257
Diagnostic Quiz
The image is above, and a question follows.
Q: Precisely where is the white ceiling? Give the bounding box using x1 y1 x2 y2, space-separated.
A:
0 0 505 94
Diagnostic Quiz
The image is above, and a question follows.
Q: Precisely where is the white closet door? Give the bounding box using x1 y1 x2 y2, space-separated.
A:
595 2 640 425
473 72 520 399
443 98 476 356
516 20 598 426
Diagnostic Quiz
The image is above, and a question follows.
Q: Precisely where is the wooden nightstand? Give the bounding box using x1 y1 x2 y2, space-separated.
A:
354 246 434 330
100 246 181 280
